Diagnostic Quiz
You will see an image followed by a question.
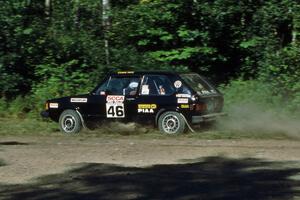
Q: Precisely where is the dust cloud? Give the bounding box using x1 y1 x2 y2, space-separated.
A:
216 103 300 138
91 121 149 135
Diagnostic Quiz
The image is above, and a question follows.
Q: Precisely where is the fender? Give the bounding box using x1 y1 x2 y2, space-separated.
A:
155 108 166 126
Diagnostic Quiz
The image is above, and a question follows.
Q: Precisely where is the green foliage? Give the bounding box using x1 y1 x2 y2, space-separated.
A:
31 60 95 113
111 0 221 75
259 45 300 113
150 47 216 62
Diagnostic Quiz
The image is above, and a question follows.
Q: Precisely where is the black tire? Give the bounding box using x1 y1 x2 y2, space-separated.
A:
158 111 186 134
59 109 82 134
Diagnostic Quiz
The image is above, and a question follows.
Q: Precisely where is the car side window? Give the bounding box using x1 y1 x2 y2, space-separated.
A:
140 75 175 96
102 77 140 96
96 78 110 95
177 83 192 95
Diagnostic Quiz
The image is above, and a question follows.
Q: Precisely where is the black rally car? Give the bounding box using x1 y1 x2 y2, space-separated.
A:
41 71 225 134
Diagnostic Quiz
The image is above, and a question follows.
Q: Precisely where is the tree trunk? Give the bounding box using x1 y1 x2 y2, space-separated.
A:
45 0 51 17
292 5 300 45
74 0 80 28
102 0 111 66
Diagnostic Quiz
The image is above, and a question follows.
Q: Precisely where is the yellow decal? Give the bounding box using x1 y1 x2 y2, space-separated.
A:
180 104 189 109
117 71 134 74
137 104 157 113
138 104 157 109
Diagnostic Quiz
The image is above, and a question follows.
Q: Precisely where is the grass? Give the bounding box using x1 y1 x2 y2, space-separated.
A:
0 117 59 136
0 117 295 140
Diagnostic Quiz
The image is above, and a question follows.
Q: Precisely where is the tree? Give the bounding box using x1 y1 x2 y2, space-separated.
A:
45 0 51 17
102 0 110 65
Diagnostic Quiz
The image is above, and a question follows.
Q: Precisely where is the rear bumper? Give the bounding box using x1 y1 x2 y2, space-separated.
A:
192 112 227 124
40 111 49 118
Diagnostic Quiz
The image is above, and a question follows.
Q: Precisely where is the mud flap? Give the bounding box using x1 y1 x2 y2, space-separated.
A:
75 109 87 129
179 113 195 133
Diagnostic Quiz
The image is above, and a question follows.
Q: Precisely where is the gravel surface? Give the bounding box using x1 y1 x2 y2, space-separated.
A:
1 135 300 185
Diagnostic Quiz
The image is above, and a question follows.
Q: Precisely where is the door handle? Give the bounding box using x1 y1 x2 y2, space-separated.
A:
126 98 135 101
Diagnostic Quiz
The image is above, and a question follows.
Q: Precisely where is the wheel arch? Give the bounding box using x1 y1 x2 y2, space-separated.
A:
50 103 78 122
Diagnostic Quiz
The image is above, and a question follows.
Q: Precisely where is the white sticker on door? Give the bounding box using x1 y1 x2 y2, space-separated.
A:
141 85 149 95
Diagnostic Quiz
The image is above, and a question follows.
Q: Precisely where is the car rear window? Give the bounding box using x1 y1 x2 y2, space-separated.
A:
180 73 217 95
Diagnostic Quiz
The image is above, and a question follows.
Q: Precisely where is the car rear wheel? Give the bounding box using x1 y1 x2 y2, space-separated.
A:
158 111 186 134
59 110 82 134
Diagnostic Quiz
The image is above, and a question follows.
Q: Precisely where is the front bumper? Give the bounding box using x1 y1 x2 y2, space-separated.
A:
192 112 227 124
40 111 49 118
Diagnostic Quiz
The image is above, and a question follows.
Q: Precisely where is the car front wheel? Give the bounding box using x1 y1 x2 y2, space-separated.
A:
59 109 82 134
158 111 186 134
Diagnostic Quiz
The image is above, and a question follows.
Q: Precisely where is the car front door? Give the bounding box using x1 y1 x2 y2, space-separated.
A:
92 75 141 120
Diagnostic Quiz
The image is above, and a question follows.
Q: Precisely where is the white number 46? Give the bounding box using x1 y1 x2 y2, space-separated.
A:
106 103 125 118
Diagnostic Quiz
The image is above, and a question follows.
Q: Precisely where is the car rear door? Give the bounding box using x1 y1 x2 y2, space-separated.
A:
134 74 177 121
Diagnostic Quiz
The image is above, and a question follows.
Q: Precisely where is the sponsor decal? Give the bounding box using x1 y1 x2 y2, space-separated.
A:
138 104 157 109
49 103 59 108
177 98 189 104
180 104 189 109
71 98 87 103
106 95 125 103
138 104 157 113
174 80 182 88
176 94 191 98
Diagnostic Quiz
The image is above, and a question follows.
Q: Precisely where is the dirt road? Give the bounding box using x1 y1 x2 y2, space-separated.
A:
1 135 300 184
0 135 300 199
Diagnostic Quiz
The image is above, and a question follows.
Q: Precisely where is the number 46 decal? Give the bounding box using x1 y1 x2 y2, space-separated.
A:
106 103 125 118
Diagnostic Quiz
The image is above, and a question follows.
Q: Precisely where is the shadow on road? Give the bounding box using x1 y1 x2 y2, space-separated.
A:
0 156 300 200
0 141 30 146
0 159 5 167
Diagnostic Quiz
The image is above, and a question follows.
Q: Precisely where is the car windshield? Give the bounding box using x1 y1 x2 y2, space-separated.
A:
180 73 217 95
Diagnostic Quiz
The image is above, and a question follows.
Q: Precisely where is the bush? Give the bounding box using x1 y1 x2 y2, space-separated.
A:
0 98 8 117
7 96 36 118
220 78 299 116
259 45 300 113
